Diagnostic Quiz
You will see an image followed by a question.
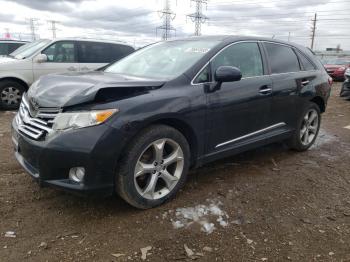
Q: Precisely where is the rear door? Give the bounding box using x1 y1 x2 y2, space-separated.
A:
78 42 134 72
262 42 304 129
205 41 273 153
33 41 79 81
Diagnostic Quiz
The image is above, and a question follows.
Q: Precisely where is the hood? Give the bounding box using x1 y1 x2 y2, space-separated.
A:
27 71 166 108
0 56 18 64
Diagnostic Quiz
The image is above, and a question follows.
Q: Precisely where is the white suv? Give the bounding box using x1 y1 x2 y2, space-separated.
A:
0 38 134 109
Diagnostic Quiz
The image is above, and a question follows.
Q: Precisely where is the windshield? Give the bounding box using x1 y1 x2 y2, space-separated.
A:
10 39 50 59
105 40 219 79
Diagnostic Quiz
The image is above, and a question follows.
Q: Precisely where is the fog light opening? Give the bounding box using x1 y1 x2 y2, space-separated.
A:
69 167 85 183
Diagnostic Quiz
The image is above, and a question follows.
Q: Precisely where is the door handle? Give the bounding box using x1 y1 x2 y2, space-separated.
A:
301 80 310 86
81 66 90 71
68 66 77 71
259 85 272 95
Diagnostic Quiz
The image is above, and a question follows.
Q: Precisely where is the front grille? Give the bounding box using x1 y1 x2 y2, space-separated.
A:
16 95 60 140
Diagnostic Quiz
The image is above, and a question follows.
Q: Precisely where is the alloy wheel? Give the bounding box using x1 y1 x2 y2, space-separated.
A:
300 108 319 146
1 87 22 106
134 138 184 200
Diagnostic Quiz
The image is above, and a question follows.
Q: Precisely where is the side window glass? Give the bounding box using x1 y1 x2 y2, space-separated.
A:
111 44 134 61
0 43 9 55
297 52 316 71
264 43 300 74
194 64 211 84
79 42 112 63
212 42 263 78
42 42 76 62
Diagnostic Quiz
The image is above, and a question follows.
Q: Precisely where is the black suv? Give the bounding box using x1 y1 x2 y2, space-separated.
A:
12 36 331 209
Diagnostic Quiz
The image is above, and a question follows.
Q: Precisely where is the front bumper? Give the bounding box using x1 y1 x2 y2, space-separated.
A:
340 79 350 98
12 117 124 196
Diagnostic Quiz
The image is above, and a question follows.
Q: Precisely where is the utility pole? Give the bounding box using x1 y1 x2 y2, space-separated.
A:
310 13 317 50
156 0 176 40
48 20 58 39
27 18 39 41
187 0 209 36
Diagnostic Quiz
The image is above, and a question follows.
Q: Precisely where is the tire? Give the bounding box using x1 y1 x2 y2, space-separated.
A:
287 103 321 151
0 80 25 110
116 125 190 209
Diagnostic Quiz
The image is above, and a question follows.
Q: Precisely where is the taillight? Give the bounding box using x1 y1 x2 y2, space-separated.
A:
328 77 333 86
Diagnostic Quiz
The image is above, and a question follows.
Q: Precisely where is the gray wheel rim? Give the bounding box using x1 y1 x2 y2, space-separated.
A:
1 87 21 105
300 108 319 146
134 138 184 200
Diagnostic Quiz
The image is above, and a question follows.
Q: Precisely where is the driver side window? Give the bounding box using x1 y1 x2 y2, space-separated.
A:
211 42 263 78
42 41 76 63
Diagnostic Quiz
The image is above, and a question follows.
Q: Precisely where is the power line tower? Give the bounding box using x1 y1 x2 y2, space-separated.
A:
310 13 317 50
156 0 176 40
48 20 59 39
187 0 209 36
27 18 39 41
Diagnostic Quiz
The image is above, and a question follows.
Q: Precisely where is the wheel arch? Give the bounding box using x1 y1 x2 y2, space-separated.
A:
310 96 325 113
118 116 200 168
151 118 199 166
0 77 29 90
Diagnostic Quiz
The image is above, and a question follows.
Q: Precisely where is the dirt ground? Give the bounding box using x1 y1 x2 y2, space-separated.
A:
0 83 349 262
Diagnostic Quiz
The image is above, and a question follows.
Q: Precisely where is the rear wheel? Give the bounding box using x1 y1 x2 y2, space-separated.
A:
0 80 25 110
287 103 321 151
116 125 190 209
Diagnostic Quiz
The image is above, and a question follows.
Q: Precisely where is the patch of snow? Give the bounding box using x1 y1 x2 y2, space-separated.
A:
170 199 229 234
312 129 337 149
172 220 184 229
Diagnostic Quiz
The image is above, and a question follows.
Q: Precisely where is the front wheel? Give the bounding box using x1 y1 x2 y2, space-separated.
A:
0 80 25 110
287 103 321 151
116 125 190 209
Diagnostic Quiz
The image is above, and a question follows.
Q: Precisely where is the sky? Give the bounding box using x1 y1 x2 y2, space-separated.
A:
0 0 349 50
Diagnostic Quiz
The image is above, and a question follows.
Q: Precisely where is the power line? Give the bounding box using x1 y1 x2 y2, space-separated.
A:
310 13 317 50
187 0 209 36
156 0 176 40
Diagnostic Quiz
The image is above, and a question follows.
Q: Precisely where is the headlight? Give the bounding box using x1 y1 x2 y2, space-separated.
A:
52 109 118 131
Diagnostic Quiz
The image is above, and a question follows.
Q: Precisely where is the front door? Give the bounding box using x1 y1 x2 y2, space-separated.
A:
205 42 273 154
33 41 79 81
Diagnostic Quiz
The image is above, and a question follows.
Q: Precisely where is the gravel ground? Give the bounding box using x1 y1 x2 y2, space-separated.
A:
0 83 349 262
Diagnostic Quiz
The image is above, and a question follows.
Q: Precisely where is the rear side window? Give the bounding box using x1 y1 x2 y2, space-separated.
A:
79 42 134 63
211 42 263 78
297 51 316 71
264 43 300 74
111 44 134 61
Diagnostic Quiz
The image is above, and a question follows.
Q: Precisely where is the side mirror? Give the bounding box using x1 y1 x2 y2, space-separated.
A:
214 66 242 83
34 54 48 63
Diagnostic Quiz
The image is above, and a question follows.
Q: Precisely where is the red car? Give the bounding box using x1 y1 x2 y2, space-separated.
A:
323 59 350 81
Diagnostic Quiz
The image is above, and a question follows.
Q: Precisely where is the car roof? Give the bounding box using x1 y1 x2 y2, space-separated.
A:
167 35 306 49
0 40 29 43
43 37 133 46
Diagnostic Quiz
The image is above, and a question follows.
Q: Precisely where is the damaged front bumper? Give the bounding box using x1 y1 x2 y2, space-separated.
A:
340 78 350 98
